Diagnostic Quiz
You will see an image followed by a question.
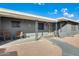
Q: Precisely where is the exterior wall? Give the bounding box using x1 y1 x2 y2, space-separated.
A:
0 17 79 39
2 16 79 38
1 17 35 33
0 17 54 39
58 23 79 37
76 25 79 33
0 17 1 30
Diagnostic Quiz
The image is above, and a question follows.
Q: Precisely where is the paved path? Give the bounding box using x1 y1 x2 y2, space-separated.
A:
49 39 79 56
0 38 35 48
1 37 79 56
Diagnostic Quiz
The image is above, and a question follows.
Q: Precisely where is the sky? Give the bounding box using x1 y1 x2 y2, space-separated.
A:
0 3 79 20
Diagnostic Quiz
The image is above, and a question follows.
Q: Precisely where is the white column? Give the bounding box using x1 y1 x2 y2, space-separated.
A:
55 20 58 37
48 23 51 35
35 21 38 40
60 23 62 32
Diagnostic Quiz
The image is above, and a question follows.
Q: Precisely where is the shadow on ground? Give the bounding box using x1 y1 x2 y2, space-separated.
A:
0 39 18 46
49 39 79 56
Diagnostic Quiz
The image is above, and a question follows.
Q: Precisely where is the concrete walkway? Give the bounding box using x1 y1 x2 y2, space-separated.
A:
0 38 35 48
49 39 79 56
0 37 79 56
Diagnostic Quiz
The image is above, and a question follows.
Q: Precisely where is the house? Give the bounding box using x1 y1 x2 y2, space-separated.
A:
55 17 79 37
0 8 56 41
0 8 79 41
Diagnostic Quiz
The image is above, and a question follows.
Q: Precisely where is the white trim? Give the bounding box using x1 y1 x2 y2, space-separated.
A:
0 8 55 22
0 8 79 23
56 17 79 23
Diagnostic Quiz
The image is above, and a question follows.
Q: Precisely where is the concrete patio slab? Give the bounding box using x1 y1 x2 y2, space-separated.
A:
5 39 62 56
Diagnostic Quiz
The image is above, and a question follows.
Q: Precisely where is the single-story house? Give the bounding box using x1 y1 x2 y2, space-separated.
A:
0 8 79 41
0 8 56 40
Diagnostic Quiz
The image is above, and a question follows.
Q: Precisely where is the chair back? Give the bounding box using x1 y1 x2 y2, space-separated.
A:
3 31 11 38
16 31 20 37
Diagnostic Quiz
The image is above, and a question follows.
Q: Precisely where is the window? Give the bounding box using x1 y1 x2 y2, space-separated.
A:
78 25 79 30
38 23 44 30
71 25 76 31
11 21 21 28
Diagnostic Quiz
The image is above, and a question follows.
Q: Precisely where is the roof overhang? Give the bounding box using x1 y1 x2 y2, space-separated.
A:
56 17 79 24
0 8 56 22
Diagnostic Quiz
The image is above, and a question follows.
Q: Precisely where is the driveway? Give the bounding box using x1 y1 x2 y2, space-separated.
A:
49 39 79 56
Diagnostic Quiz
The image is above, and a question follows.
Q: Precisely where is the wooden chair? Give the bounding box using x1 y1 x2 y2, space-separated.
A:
16 31 20 39
16 31 25 39
3 31 11 41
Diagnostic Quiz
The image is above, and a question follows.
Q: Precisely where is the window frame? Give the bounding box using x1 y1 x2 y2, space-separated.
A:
11 21 21 28
38 22 44 30
71 25 76 31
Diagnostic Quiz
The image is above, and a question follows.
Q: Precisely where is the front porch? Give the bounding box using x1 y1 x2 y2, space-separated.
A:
0 16 55 44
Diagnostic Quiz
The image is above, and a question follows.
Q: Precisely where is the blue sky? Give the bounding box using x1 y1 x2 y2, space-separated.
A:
0 3 79 20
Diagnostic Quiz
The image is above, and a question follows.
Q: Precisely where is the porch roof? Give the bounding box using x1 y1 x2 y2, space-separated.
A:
56 17 79 24
0 8 56 22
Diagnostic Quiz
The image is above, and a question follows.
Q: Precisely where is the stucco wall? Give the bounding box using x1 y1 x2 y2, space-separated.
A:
0 18 1 30
1 17 35 34
58 24 79 37
1 17 79 38
75 25 79 33
0 17 54 39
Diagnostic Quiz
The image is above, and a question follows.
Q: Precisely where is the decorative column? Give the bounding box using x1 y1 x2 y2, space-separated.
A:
55 20 58 37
